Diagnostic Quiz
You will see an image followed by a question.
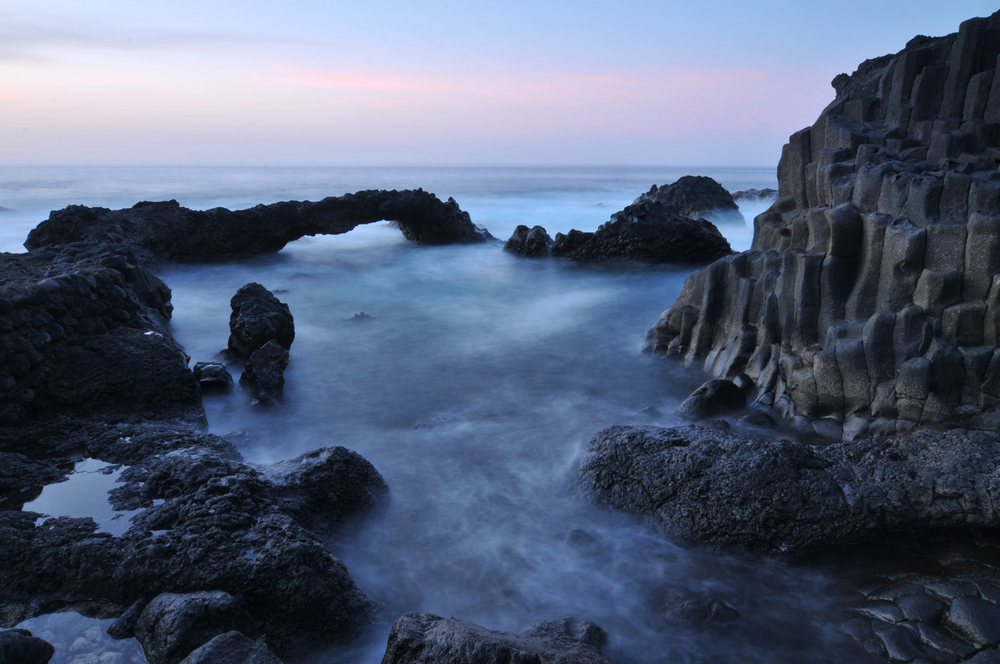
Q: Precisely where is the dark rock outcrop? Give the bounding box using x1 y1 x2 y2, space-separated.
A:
0 243 202 428
0 425 387 660
579 424 1000 558
504 224 554 257
227 284 294 362
646 10 1000 439
547 201 732 263
242 341 289 407
178 631 282 664
380 613 615 664
0 628 54 664
635 176 745 224
134 591 253 664
662 597 741 625
23 190 492 264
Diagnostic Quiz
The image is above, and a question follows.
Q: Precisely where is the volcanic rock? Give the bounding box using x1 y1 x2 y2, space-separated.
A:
178 631 282 664
0 629 54 664
192 362 233 393
23 190 492 264
504 225 554 257
134 591 253 664
549 201 733 263
380 612 615 664
227 283 294 362
579 424 1000 558
676 379 746 420
646 10 1000 438
242 341 289 407
635 176 745 224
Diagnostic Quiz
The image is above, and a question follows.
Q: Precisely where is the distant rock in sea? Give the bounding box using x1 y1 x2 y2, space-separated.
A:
731 188 778 202
634 175 745 225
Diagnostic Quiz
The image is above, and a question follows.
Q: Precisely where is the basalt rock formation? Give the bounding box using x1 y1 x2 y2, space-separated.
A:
23 189 492 264
647 11 1000 440
504 200 733 263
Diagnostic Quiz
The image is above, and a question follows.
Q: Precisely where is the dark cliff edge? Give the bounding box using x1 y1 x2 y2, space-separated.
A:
647 11 1000 441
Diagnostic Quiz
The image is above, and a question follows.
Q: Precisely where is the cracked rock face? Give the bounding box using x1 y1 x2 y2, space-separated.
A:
646 11 1000 440
578 424 1000 558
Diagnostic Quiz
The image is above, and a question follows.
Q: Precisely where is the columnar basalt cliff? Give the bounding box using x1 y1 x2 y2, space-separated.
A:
647 12 1000 440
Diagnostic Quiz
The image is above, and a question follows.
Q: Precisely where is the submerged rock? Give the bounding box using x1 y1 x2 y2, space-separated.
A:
662 597 740 625
579 424 1000 558
732 188 778 202
192 362 233 393
380 613 615 664
23 190 492 264
635 176 745 224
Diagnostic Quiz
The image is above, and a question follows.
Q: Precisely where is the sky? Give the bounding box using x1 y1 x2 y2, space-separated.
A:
1 1 997 165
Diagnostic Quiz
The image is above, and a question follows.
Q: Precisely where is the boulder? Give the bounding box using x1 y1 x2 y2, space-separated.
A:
0 629 54 664
227 284 294 362
23 190 493 264
732 188 779 202
550 201 733 263
635 176 745 224
380 613 615 664
192 362 233 393
504 225 553 257
579 424 1000 558
134 591 253 664
178 631 282 664
676 379 746 420
242 341 289 406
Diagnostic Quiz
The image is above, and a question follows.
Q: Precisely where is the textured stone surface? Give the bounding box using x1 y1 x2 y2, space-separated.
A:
634 175 745 224
178 631 282 664
380 613 615 664
646 10 1000 438
579 424 1000 557
0 628 54 664
134 591 252 664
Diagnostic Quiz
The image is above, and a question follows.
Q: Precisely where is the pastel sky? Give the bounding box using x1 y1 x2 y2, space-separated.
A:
1 1 996 165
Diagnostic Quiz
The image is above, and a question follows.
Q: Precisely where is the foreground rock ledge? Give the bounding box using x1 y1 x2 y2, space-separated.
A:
578 424 1000 559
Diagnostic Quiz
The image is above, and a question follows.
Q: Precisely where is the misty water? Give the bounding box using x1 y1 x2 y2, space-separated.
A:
2 165 871 663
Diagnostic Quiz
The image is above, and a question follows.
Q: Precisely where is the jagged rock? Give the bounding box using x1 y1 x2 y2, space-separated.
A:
0 426 386 661
647 10 1000 438
550 201 732 263
192 362 233 393
134 591 253 664
0 243 202 429
380 613 615 664
635 176 745 224
0 629 54 664
504 225 553 257
23 191 493 264
242 341 289 406
579 424 1000 558
676 379 745 420
107 598 148 639
178 631 282 664
227 284 294 362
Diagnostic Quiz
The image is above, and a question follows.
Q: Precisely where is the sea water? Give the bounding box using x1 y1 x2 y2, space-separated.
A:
2 164 872 663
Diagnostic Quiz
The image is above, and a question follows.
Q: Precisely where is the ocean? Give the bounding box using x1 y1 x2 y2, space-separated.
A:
3 164 871 663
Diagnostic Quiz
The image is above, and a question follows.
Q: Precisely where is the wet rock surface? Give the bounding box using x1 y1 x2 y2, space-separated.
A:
134 591 252 664
227 283 294 362
646 10 1000 438
191 362 233 393
24 190 493 264
380 612 615 664
842 538 1000 663
732 188 779 202
178 631 281 664
634 175 745 224
242 340 289 407
0 628 54 664
0 424 387 660
676 378 746 420
504 224 554 257
579 424 1000 558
